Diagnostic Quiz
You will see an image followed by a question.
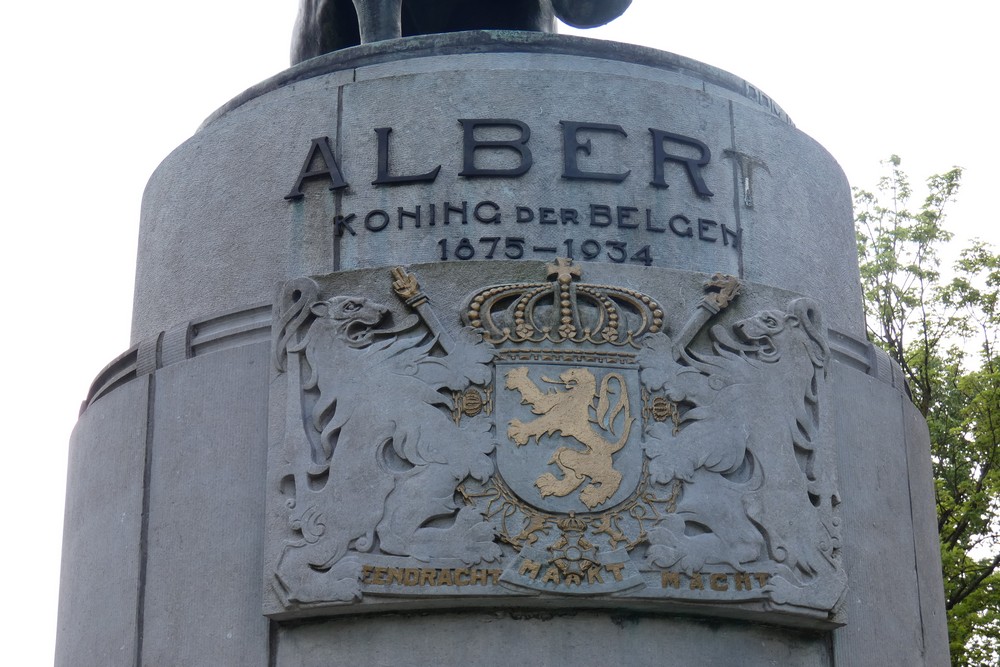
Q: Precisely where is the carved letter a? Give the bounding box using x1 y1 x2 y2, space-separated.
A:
286 137 349 200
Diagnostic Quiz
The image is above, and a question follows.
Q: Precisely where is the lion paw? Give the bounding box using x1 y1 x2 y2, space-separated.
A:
508 419 531 446
455 534 503 564
535 472 560 497
645 544 682 569
580 483 614 509
648 455 696 484
399 507 501 564
645 526 708 574
276 549 362 604
536 471 585 500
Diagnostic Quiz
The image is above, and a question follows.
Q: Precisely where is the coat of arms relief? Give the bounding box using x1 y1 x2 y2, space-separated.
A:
266 261 846 622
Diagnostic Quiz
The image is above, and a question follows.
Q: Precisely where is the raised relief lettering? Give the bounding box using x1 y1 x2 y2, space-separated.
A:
286 136 350 199
649 129 714 197
560 121 630 182
519 559 541 579
459 119 533 178
287 123 721 200
372 127 441 185
283 120 742 268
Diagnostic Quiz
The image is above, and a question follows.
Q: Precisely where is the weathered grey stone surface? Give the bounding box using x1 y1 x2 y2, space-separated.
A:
60 31 947 667
139 341 270 666
132 33 863 346
55 375 148 667
275 611 832 666
265 262 846 625
904 398 952 665
731 104 859 316
831 366 942 664
59 298 948 664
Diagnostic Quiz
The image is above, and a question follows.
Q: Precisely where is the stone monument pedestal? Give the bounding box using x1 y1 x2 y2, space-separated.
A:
57 33 948 666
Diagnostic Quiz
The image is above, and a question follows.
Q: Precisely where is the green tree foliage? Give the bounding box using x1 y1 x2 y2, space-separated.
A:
855 157 1000 665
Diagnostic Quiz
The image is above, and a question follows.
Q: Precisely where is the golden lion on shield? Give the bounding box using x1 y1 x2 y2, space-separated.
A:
506 367 633 509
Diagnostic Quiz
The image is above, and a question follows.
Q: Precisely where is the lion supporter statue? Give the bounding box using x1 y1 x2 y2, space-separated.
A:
292 0 633 63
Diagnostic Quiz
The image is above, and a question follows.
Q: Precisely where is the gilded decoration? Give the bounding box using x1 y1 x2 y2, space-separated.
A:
268 261 845 619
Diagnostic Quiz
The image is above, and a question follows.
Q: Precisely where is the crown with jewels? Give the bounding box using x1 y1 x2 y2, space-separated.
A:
462 259 663 347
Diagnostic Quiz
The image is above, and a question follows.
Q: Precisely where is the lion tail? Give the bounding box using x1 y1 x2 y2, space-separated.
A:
596 373 633 449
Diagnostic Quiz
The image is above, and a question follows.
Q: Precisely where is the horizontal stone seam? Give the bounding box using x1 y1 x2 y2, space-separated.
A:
81 303 909 414
82 302 271 413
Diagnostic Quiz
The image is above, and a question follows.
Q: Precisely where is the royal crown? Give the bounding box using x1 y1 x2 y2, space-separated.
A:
463 259 663 347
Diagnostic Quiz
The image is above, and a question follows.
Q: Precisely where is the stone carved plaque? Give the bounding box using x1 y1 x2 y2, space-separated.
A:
265 262 846 623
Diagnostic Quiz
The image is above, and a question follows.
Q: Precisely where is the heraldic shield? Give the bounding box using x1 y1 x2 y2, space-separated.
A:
266 260 847 623
494 362 643 515
466 258 660 593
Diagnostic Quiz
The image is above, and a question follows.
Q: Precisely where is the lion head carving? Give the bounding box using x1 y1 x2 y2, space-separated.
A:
309 296 390 347
734 297 830 370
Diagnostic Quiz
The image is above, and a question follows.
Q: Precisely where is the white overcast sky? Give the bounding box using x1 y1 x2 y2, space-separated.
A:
0 1 995 663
